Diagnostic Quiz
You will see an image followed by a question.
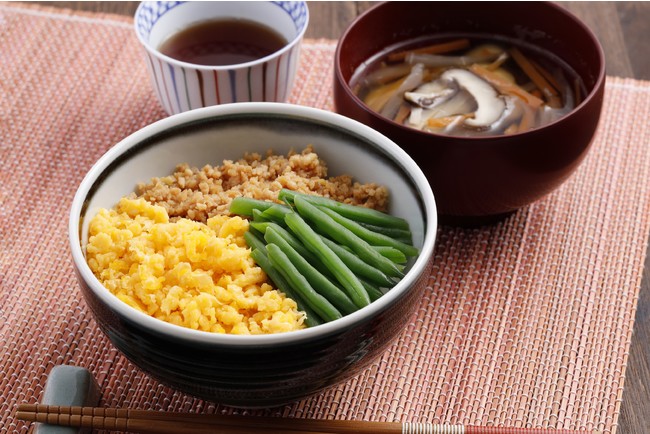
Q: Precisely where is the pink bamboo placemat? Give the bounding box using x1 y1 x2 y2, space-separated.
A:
1 4 649 434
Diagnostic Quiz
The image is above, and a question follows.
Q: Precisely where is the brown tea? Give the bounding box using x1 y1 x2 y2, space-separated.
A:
158 18 287 66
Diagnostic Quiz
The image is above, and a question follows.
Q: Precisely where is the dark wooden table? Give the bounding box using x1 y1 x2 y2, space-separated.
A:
37 2 650 433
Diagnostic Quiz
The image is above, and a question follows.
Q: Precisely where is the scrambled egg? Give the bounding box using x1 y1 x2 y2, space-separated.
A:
86 198 305 334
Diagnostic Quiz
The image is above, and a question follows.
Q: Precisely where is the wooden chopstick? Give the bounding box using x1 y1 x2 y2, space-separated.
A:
16 404 599 434
15 404 395 434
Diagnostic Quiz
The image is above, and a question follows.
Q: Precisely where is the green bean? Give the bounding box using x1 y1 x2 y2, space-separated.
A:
251 208 270 223
260 204 292 226
265 228 358 315
249 221 275 234
358 222 413 245
244 230 267 252
266 243 342 322
267 220 399 290
372 245 408 264
248 224 265 240
251 221 318 265
336 242 406 266
360 279 385 302
318 206 419 257
250 248 322 328
319 235 396 288
261 221 335 279
285 212 370 308
246 230 328 324
279 189 410 230
229 197 276 217
293 196 404 278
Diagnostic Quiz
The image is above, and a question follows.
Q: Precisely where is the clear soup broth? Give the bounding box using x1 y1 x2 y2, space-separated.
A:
351 35 586 137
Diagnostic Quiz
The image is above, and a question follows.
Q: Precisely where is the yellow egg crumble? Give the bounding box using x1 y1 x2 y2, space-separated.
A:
86 197 305 334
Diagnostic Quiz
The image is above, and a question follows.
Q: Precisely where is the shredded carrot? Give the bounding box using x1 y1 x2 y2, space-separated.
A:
470 64 544 108
573 77 583 106
423 67 444 82
364 77 406 112
509 47 562 108
427 115 469 129
518 105 536 132
387 38 471 63
485 52 509 71
394 104 411 124
529 58 563 94
504 123 519 135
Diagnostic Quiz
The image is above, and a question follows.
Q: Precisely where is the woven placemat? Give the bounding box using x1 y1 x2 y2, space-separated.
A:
2 4 649 434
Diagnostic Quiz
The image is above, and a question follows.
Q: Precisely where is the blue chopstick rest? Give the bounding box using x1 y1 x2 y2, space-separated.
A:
35 365 101 434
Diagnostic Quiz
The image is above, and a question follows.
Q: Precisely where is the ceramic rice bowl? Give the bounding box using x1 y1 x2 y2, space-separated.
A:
69 102 437 407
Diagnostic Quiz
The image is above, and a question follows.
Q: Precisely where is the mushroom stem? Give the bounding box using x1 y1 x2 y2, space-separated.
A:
406 44 504 68
380 63 425 119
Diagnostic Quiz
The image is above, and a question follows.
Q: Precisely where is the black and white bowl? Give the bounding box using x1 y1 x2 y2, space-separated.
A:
69 102 437 407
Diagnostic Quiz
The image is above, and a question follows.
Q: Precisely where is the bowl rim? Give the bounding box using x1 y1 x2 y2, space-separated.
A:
133 1 310 71
334 1 606 142
69 102 438 347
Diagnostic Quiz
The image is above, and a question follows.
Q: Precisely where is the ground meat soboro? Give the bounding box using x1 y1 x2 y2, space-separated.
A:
136 146 389 222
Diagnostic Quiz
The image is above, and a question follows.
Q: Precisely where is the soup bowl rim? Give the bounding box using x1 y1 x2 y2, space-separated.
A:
334 1 606 142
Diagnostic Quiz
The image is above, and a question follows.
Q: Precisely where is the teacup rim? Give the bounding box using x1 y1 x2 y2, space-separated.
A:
133 1 310 71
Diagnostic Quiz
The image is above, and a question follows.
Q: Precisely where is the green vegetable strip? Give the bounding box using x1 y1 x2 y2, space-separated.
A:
250 248 322 328
293 196 404 278
265 228 358 315
319 235 396 288
247 230 331 325
244 230 267 252
358 222 413 245
249 221 274 234
318 206 419 257
251 221 323 270
260 204 292 226
268 217 400 286
360 279 385 302
262 221 336 280
285 212 370 308
266 244 342 322
279 189 410 230
251 208 270 223
248 225 265 239
229 197 276 217
247 230 329 325
372 245 408 264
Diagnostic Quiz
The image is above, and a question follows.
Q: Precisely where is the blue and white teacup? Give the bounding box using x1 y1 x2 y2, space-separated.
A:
134 1 309 115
